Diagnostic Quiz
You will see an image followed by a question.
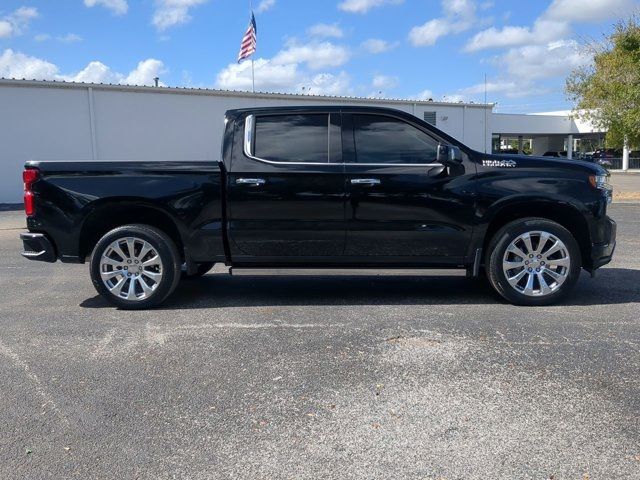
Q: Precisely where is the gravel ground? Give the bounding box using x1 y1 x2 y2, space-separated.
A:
0 205 639 479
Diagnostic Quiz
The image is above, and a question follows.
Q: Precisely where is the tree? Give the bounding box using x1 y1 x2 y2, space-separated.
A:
566 17 640 149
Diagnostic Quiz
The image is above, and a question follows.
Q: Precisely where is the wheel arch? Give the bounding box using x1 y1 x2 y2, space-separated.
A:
79 200 185 261
481 198 591 268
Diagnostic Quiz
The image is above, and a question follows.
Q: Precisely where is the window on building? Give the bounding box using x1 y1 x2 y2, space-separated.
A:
352 114 438 164
254 114 329 163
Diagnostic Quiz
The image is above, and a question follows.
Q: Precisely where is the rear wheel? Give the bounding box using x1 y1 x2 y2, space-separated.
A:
90 224 181 309
486 218 582 306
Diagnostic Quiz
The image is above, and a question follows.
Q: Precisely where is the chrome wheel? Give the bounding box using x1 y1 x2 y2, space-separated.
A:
99 237 163 301
502 230 570 297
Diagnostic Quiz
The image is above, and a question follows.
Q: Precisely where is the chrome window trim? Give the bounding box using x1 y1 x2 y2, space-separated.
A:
243 113 335 166
243 114 444 168
346 162 443 167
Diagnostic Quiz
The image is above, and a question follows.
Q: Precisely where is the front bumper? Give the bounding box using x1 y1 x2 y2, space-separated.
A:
20 232 57 263
589 216 616 271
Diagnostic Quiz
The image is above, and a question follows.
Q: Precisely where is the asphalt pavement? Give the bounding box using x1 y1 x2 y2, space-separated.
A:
0 205 639 479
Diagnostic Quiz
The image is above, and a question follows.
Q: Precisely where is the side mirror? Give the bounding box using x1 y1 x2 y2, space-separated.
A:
436 144 463 165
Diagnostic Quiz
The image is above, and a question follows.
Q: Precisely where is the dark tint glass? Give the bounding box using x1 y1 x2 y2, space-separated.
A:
254 114 329 163
353 114 438 164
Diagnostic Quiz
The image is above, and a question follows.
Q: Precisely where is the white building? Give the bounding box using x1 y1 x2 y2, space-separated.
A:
0 78 609 204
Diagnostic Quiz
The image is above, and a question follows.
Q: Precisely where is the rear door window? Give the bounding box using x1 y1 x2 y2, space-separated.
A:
254 114 329 163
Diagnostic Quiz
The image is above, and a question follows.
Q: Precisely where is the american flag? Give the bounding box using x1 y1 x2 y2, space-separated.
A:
238 13 257 63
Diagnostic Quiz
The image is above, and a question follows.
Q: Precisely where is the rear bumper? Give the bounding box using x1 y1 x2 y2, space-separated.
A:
589 216 616 271
20 232 57 263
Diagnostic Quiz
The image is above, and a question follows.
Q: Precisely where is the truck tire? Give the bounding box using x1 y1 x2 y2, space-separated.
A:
486 218 582 306
90 224 181 310
181 262 215 279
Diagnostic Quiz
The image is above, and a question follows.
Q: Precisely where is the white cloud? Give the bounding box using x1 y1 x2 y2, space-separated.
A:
338 0 403 14
256 0 276 13
461 80 517 95
450 41 590 102
0 22 11 38
59 33 83 43
545 0 637 23
456 79 552 99
68 61 123 84
443 94 466 102
84 0 128 16
216 58 353 96
215 38 353 95
35 33 82 43
273 41 350 70
0 6 38 38
152 0 208 31
307 72 351 95
0 48 166 87
465 18 570 51
308 23 344 39
124 59 167 85
0 49 58 80
409 0 477 47
501 39 591 80
464 0 636 52
443 0 476 17
361 38 397 53
414 89 434 100
409 19 452 47
216 58 298 92
372 74 399 90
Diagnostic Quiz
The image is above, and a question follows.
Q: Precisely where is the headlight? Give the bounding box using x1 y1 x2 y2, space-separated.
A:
589 174 613 204
589 174 610 190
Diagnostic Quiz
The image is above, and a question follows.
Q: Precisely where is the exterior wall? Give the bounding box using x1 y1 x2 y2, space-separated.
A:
492 112 600 136
0 80 492 203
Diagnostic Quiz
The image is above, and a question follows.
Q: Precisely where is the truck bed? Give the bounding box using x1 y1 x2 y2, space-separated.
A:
25 160 226 264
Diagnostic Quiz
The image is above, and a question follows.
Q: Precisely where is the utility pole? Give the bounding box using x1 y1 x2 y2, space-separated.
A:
484 73 488 154
250 0 255 94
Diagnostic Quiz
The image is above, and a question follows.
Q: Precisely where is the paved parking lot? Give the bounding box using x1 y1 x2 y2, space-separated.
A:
1 205 639 479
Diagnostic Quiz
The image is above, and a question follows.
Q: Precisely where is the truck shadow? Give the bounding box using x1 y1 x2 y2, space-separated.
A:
80 267 640 309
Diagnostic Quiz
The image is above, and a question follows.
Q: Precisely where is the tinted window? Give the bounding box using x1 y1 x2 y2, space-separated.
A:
353 114 438 164
254 114 329 163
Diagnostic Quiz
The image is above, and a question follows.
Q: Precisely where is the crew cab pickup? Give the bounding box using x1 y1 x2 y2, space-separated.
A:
20 106 616 308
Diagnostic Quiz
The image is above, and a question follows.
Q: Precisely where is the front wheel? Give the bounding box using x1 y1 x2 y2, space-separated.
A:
486 218 582 306
90 224 182 309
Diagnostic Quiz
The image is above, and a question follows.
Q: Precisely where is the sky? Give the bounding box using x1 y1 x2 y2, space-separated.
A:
0 0 638 113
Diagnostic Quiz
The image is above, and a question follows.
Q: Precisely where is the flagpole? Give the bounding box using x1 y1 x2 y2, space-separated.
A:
250 0 255 94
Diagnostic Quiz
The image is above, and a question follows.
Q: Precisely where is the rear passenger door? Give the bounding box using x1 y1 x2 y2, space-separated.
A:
227 112 345 258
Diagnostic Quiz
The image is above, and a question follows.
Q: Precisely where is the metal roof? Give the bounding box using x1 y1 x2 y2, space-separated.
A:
0 77 493 109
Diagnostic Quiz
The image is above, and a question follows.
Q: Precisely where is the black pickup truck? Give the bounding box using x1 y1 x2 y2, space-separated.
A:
20 106 616 308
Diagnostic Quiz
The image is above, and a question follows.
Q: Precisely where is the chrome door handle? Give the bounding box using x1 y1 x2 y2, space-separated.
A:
236 178 266 186
350 178 381 186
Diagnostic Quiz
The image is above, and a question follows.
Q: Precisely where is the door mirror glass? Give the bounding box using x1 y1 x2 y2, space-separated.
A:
437 144 463 165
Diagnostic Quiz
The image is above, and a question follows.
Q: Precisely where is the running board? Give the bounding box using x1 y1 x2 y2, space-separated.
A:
228 267 468 277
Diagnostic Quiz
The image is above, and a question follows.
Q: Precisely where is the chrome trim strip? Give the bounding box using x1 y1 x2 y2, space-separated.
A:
22 250 46 257
230 268 467 277
243 114 334 166
242 114 443 168
351 178 381 185
236 178 266 186
243 114 255 158
347 163 442 167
